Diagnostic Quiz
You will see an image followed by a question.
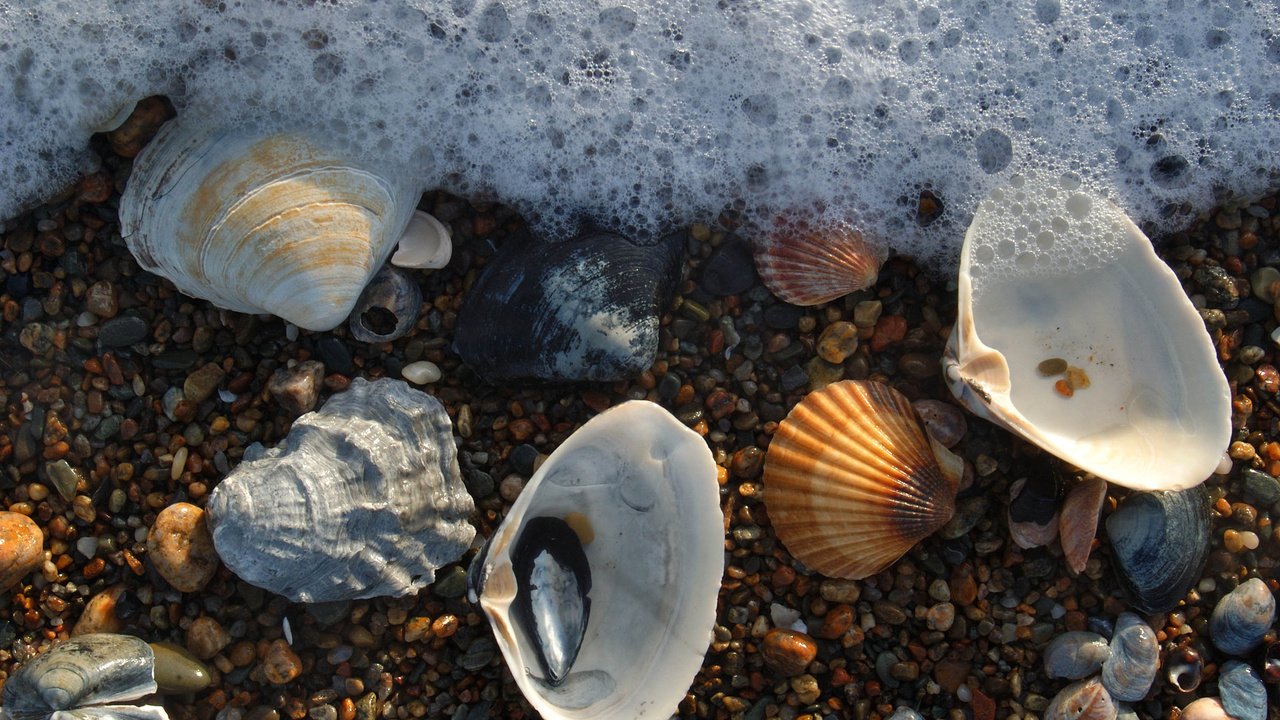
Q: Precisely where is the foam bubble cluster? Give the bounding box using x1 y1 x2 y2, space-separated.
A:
1 1 1277 268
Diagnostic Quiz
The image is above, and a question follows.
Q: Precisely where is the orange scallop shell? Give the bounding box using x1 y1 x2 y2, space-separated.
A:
764 380 958 579
754 221 885 306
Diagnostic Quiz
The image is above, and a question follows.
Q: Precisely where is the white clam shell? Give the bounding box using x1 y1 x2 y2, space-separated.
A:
944 173 1230 491
391 210 453 269
469 400 722 720
119 120 419 331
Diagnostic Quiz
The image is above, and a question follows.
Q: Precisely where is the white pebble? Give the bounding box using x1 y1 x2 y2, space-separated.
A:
285 323 299 342
1271 326 1280 348
401 360 442 385
1216 452 1234 475
75 536 98 559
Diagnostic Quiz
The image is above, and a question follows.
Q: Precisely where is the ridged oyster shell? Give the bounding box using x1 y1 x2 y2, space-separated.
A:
753 218 885 306
944 173 1230 491
1 633 167 720
468 401 722 720
119 120 419 331
454 228 684 382
207 378 475 603
764 380 958 580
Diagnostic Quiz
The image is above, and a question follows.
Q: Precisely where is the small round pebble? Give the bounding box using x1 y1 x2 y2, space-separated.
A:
0 511 44 591
187 616 232 660
264 638 304 684
146 502 220 593
401 360 442 385
761 628 818 677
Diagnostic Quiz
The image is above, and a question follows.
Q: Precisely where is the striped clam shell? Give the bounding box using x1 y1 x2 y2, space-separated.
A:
753 220 885 306
764 380 958 580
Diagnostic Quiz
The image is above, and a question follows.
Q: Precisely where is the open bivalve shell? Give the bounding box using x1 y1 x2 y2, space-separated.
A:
753 217 886 306
764 380 958 580
1 633 167 720
119 120 420 331
944 172 1230 491
467 401 722 720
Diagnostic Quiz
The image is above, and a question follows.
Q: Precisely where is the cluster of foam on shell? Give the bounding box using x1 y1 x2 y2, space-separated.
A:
752 216 886 306
763 380 959 579
206 378 475 603
467 401 723 719
119 118 420 331
1 633 167 720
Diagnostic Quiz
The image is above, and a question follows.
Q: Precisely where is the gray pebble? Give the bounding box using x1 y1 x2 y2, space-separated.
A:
432 565 469 599
98 315 149 347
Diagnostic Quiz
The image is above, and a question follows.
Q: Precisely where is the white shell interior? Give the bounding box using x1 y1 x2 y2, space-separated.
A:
475 400 723 720
391 211 453 269
946 173 1230 491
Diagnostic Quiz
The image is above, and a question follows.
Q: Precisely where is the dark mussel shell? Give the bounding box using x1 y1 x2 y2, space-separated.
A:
512 516 593 686
454 229 684 382
1104 486 1210 614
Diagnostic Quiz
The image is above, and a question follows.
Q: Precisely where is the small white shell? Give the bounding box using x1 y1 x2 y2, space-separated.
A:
391 210 453 269
469 400 722 720
944 173 1230 491
120 120 419 331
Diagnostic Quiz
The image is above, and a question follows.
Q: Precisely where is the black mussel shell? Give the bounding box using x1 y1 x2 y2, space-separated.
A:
454 228 684 382
512 516 592 686
1104 486 1210 615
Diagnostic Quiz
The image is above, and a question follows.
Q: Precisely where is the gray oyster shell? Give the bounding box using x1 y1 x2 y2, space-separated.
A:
1100 613 1158 703
1210 577 1276 657
453 228 684 382
1104 486 1210 614
1042 631 1111 680
1219 660 1267 720
1 633 167 720
207 377 475 602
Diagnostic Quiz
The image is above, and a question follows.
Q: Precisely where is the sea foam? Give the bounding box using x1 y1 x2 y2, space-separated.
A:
0 1 1276 268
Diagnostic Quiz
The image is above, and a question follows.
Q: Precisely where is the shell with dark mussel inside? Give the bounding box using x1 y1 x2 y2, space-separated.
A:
1 633 165 719
510 515 593 685
454 229 684 382
1104 486 1210 614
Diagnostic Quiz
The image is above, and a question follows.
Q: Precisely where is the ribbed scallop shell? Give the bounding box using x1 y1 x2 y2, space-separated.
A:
120 120 419 331
764 380 958 579
753 221 885 306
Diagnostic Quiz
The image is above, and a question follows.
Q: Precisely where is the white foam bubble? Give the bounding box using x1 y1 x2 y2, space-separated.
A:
1 0 1277 270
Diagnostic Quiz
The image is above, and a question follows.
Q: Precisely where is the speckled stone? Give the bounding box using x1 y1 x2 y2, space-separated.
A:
264 638 304 684
0 511 43 591
71 585 126 635
147 502 220 592
187 616 232 660
268 360 325 416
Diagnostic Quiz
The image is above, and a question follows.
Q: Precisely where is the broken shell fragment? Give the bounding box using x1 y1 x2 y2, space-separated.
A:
207 378 475 603
1100 613 1159 703
119 120 419 331
1043 676 1117 720
1 633 168 720
1007 466 1062 550
1059 477 1107 574
1209 577 1276 657
753 218 885 306
391 210 453 269
1042 631 1111 680
943 173 1230 491
468 401 722 720
764 380 958 580
348 265 422 343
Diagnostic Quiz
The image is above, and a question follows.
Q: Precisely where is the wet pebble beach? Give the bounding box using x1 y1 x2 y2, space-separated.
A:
1 112 1279 720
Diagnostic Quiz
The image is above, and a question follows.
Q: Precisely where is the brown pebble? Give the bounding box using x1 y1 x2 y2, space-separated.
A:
187 616 232 660
730 446 765 479
184 363 227 405
760 628 818 677
146 502 219 592
432 614 460 638
263 638 303 684
268 360 325 416
72 585 126 636
84 280 118 318
817 604 855 639
817 321 859 364
404 616 434 642
0 511 44 590
934 656 970 693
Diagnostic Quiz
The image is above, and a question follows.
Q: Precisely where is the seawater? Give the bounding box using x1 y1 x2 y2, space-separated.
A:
1 0 1277 268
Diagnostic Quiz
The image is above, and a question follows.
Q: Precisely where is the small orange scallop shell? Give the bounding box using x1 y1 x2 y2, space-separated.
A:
764 380 958 580
753 219 886 306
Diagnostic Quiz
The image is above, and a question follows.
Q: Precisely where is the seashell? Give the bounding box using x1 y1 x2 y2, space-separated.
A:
348 265 422 343
467 400 722 720
207 378 475 602
764 380 958 580
1007 465 1062 550
1165 643 1203 693
1181 698 1230 720
886 709 925 720
1043 676 1117 720
1059 476 1107 574
1042 631 1111 680
1 633 168 719
912 399 968 448
1219 660 1267 720
1104 486 1210 614
1100 613 1159 702
391 210 453 269
1209 577 1276 656
454 229 684 382
119 120 419 331
943 173 1230 491
753 217 886 306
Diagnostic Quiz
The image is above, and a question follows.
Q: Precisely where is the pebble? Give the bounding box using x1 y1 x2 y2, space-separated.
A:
183 362 227 405
268 360 325 415
926 603 955 632
151 641 214 693
84 280 118 317
187 616 232 660
819 579 861 604
264 638 304 684
98 315 149 347
0 511 44 590
146 502 220 592
401 360 442 385
760 628 817 676
700 236 756 296
1250 266 1280 301
46 459 82 501
71 585 126 635
853 300 883 327
817 321 859 363
1240 467 1280 506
